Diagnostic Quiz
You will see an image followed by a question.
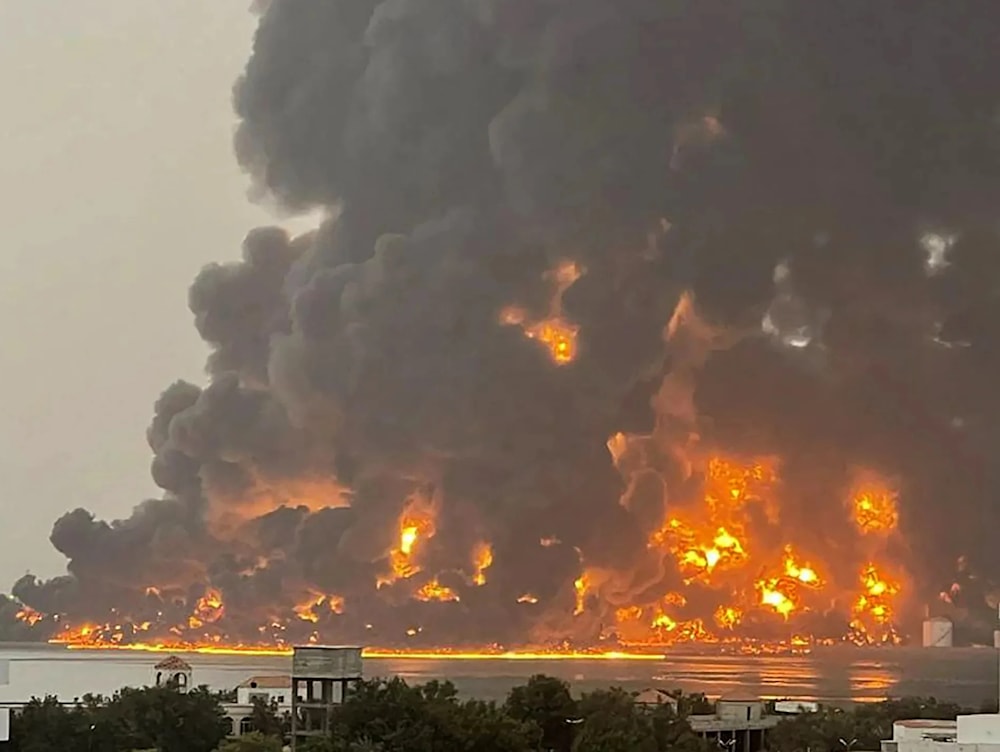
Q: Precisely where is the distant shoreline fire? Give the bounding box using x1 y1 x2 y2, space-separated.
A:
19 454 907 653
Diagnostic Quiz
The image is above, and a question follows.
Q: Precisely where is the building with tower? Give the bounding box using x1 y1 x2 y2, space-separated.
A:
152 655 192 691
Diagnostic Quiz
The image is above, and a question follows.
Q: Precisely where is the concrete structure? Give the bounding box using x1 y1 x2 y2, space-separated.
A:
0 659 9 743
152 655 192 691
290 645 363 751
881 716 1000 752
213 675 296 738
688 697 780 752
923 617 955 647
958 716 1000 746
238 675 293 707
774 700 819 714
635 688 679 711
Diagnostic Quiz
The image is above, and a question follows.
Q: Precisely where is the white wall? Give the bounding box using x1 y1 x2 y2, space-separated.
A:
959 716 1000 745
894 722 957 742
236 686 290 707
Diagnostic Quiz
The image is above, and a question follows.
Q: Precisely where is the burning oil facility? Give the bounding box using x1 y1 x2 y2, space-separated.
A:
4 1 1000 654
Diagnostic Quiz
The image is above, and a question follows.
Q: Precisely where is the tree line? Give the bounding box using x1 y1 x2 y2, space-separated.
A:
5 674 990 752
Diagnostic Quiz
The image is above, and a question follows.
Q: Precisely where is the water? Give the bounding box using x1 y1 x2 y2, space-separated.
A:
0 644 996 707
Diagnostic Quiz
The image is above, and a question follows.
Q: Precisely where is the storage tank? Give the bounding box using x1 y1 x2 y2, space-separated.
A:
922 616 954 647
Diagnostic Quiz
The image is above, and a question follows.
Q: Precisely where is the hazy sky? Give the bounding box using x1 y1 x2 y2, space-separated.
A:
0 1 311 581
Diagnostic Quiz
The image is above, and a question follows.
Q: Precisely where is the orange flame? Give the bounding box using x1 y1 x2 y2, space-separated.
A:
850 563 902 643
415 579 460 603
573 573 590 616
188 589 224 629
499 260 583 365
15 606 43 627
472 542 493 587
294 593 344 623
382 513 436 587
852 484 899 535
43 454 907 652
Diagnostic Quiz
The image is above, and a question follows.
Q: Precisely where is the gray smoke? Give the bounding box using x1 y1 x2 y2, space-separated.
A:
8 0 1000 647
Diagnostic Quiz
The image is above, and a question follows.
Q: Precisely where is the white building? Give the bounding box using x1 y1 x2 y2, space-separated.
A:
237 675 293 707
882 716 1000 752
220 675 295 738
687 697 780 752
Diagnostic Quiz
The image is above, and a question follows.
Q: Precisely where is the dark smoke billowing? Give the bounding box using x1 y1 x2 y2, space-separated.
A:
8 1 1000 647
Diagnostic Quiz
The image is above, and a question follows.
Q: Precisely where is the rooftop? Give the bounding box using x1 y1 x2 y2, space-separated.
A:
635 688 678 705
239 675 292 690
895 720 958 729
154 656 191 672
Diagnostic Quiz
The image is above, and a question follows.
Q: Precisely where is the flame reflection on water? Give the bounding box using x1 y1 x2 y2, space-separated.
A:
0 645 991 706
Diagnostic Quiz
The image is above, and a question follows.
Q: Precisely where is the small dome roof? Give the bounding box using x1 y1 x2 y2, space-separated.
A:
154 655 192 672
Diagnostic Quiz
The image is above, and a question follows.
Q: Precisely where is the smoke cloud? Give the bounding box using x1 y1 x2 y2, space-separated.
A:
10 1 1000 648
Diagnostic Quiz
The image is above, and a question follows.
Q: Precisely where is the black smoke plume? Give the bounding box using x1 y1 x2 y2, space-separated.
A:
9 1 1000 647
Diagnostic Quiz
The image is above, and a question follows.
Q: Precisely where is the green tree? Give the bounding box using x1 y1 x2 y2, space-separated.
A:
650 701 709 752
102 685 230 752
9 697 91 752
571 688 656 752
504 675 577 752
328 677 539 752
449 699 540 752
297 737 340 752
248 696 284 738
216 731 283 752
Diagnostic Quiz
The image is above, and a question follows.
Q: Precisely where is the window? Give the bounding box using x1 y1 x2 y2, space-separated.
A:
277 696 285 703
239 717 254 736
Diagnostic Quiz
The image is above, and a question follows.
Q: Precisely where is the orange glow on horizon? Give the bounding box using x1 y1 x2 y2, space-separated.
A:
53 641 669 661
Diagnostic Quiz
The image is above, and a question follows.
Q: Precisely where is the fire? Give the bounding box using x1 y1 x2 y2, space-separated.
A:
714 605 742 629
851 563 902 643
654 520 748 579
383 513 436 587
651 611 676 631
400 526 420 556
501 308 578 365
415 579 460 603
499 260 583 365
56 641 670 661
294 594 344 623
188 589 224 629
573 574 589 616
35 454 907 652
610 455 903 645
758 584 795 619
471 542 493 586
15 606 43 627
783 548 820 585
606 432 628 467
615 606 643 623
852 484 899 535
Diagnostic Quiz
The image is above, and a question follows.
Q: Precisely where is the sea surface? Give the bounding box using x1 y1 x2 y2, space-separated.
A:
0 644 997 707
